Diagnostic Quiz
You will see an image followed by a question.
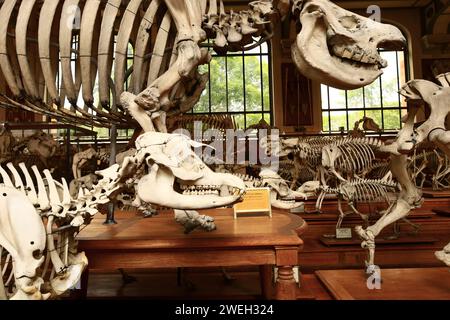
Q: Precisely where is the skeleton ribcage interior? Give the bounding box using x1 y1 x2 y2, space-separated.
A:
0 0 177 125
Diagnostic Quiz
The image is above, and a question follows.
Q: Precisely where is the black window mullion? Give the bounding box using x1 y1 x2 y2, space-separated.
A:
242 50 246 129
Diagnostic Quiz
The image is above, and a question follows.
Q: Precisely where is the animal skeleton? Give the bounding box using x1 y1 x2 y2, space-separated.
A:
0 162 113 299
408 149 450 190
0 0 407 298
12 131 58 167
355 72 450 272
316 179 398 229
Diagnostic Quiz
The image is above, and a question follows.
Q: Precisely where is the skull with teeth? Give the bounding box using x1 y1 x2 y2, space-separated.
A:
130 132 246 210
259 168 307 209
291 0 406 89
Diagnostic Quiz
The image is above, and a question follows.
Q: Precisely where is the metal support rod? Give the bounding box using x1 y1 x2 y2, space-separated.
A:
66 128 71 180
104 124 118 225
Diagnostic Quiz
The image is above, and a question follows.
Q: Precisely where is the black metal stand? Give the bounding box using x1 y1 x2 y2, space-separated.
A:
104 202 117 225
104 124 118 225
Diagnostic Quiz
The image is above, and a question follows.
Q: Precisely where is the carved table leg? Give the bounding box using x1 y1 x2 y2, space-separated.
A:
275 266 297 300
79 267 90 300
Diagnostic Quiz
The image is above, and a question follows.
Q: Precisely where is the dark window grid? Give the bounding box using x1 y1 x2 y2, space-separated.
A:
242 50 247 129
192 42 273 130
379 76 385 130
322 49 408 133
322 107 407 111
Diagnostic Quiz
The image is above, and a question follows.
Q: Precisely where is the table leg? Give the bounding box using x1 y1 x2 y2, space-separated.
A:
275 266 296 300
78 267 89 299
259 265 273 299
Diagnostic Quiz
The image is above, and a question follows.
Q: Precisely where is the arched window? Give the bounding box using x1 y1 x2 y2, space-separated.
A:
321 46 409 133
193 40 273 130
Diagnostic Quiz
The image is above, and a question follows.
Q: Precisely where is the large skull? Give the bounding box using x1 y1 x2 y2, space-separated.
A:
291 0 406 89
134 132 246 210
259 168 306 209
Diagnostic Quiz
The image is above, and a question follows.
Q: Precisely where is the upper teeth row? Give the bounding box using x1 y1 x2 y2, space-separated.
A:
180 185 221 190
332 45 387 67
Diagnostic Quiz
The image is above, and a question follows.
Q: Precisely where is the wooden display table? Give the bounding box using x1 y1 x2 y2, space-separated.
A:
316 267 450 300
75 208 307 300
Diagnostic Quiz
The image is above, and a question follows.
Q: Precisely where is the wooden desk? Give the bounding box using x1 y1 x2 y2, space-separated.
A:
76 208 307 300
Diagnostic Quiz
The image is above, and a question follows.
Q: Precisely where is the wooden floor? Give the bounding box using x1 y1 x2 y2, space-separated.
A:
81 267 333 300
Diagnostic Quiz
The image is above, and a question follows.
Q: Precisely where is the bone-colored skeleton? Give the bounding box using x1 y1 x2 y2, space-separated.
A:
0 0 406 299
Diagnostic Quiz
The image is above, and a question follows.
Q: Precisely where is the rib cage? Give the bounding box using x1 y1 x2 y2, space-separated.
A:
323 179 398 203
325 137 384 175
0 0 276 129
0 0 178 124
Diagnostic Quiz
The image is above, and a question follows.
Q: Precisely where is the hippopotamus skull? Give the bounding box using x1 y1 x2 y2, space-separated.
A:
134 132 246 210
291 0 406 89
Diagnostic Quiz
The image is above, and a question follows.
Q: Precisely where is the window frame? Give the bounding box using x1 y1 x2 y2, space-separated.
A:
191 40 274 130
321 47 410 134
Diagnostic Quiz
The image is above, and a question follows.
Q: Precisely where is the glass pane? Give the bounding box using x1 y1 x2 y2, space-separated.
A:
245 56 262 111
347 88 364 109
329 111 347 131
198 64 208 74
383 109 401 130
380 51 399 108
321 84 329 109
365 110 382 129
210 56 227 112
398 51 408 107
227 56 244 112
260 40 268 54
328 87 346 109
263 112 271 125
246 114 262 128
348 110 365 130
364 79 381 108
262 56 270 111
118 129 128 137
233 114 245 130
322 111 330 132
193 87 210 113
